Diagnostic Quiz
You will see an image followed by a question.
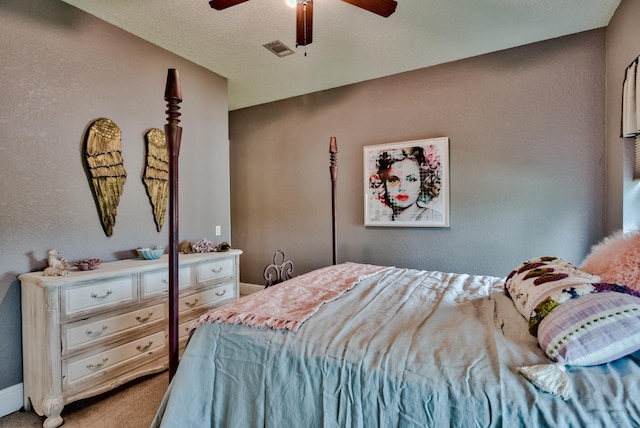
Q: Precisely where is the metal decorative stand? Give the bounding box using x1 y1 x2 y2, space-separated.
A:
263 250 295 287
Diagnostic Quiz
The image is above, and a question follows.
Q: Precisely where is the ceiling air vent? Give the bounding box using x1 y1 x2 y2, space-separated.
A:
263 40 295 57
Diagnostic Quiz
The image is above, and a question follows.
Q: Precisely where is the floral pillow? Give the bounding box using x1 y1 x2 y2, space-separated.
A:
504 256 600 332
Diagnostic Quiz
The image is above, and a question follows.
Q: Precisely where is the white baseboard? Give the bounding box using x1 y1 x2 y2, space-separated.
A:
240 282 264 296
0 382 23 418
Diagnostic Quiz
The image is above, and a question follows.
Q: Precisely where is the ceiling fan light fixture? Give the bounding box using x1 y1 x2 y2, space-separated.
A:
296 0 313 47
209 0 397 56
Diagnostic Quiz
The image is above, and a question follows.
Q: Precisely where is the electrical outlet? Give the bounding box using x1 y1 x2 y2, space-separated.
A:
215 225 221 236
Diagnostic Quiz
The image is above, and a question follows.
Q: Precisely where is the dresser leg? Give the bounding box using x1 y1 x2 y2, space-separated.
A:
41 395 64 428
23 393 32 411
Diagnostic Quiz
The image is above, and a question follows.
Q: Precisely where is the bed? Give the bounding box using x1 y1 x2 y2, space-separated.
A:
153 71 640 427
151 258 640 427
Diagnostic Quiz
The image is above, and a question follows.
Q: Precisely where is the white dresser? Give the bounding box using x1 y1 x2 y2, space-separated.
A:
19 249 242 428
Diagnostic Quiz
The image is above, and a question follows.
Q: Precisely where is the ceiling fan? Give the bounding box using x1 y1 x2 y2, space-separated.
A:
208 0 398 47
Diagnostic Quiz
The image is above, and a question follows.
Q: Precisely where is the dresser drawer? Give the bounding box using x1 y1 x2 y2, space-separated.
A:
64 330 166 389
141 266 191 298
64 276 136 318
62 303 166 354
197 258 234 284
180 282 235 312
179 319 193 342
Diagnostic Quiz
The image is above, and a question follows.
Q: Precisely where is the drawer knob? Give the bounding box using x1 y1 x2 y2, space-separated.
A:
184 298 199 308
86 357 109 370
211 266 223 273
136 341 153 352
215 289 227 297
135 312 154 323
85 325 108 337
90 290 113 300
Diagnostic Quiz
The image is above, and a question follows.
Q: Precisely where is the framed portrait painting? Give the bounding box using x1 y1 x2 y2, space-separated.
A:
364 137 449 227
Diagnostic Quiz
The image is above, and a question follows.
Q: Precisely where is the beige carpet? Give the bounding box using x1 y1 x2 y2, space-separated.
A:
0 371 168 428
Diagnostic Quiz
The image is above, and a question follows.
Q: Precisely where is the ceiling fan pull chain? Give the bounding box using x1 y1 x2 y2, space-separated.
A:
303 1 308 56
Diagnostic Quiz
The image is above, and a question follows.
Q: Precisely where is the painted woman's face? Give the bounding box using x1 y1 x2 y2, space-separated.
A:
385 159 421 209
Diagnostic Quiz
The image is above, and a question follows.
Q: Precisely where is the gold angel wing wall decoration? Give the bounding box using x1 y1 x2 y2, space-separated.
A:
143 128 169 232
84 118 127 237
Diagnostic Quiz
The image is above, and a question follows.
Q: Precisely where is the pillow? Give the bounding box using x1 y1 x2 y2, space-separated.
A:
536 291 640 366
504 256 601 327
505 256 640 364
506 256 640 398
580 230 640 292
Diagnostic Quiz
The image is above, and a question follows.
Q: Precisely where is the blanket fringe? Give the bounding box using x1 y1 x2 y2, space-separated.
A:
518 363 572 400
192 311 301 332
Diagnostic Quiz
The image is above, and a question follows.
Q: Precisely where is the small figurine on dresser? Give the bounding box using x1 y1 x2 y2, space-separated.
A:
43 249 70 276
187 239 231 253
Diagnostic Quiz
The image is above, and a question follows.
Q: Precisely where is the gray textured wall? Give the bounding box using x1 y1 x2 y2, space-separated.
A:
0 0 230 390
230 29 608 285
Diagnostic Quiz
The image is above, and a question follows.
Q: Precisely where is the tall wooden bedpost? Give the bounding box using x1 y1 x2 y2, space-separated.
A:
164 69 182 380
329 137 338 265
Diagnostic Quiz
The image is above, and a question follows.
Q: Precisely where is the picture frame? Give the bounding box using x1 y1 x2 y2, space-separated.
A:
364 137 449 227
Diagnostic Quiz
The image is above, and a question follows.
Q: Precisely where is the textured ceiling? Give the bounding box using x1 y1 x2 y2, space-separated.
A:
61 0 621 110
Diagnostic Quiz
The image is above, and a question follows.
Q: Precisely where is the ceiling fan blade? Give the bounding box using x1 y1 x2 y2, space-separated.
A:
340 0 397 17
208 0 250 10
296 1 313 47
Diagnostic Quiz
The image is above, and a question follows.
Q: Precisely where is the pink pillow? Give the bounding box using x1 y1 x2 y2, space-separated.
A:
580 230 640 291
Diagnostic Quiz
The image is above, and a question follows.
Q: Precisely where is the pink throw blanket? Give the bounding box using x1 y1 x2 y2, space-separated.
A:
192 262 391 332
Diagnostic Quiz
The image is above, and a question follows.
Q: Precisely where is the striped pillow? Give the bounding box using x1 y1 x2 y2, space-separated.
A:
537 292 640 365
